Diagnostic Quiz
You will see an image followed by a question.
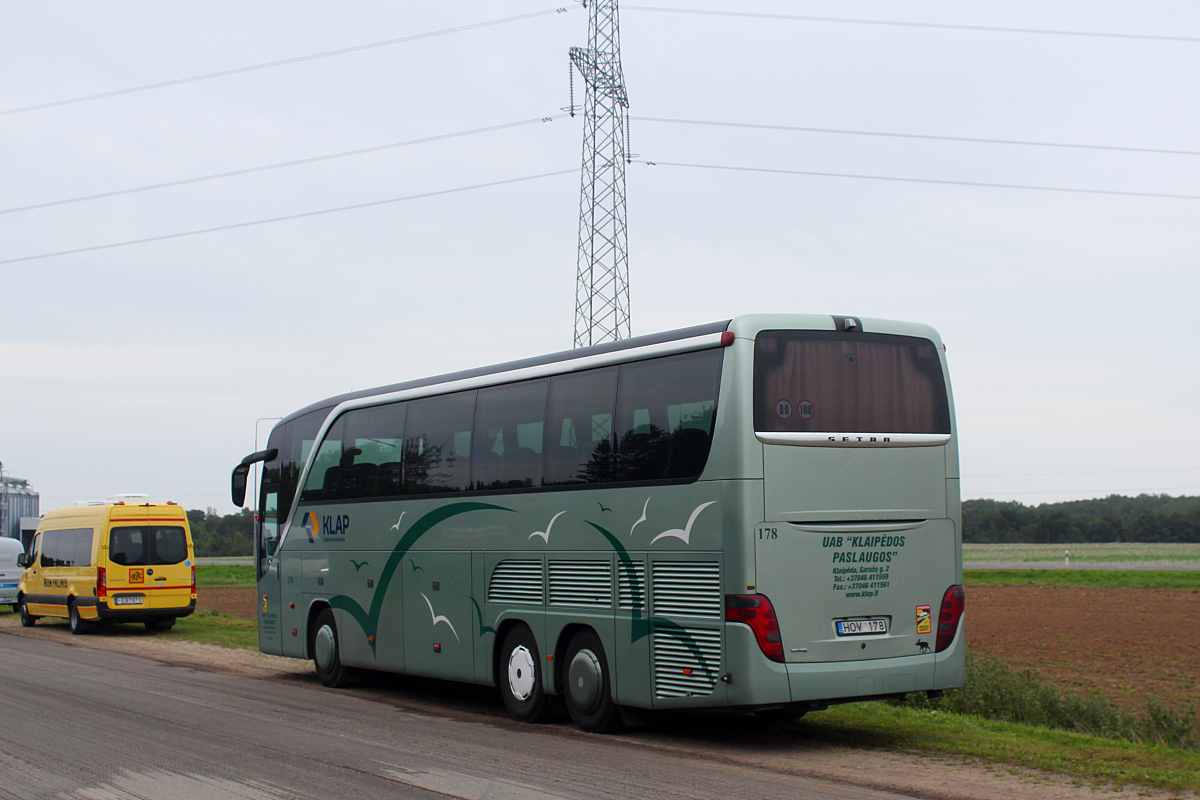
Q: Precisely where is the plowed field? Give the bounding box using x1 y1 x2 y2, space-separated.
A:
196 584 1200 712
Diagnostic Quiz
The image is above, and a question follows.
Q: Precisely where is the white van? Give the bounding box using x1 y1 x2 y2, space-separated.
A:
0 537 24 609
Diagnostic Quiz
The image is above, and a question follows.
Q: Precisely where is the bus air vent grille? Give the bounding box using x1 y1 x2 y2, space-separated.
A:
651 562 722 618
617 561 646 611
653 627 722 698
487 560 544 605
548 560 613 607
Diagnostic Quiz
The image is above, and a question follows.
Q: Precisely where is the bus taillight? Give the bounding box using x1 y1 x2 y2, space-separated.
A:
191 566 197 596
97 567 107 601
935 585 965 652
726 594 784 662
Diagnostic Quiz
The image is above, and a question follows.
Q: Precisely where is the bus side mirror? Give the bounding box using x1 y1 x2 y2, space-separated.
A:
231 464 249 507
231 448 279 507
17 553 28 568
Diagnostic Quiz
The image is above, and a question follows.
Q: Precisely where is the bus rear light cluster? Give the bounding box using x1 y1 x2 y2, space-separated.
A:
726 594 784 663
935 585 965 653
97 567 107 600
191 566 197 596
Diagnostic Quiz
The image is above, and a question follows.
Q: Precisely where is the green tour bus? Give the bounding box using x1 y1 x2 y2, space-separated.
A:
232 314 964 732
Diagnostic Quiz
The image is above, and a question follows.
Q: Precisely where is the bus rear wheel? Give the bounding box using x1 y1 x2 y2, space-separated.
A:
311 608 351 687
499 625 550 723
562 629 622 733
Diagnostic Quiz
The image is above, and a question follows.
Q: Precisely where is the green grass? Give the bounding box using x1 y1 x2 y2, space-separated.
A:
800 701 1200 794
965 568 1200 590
965 542 1200 564
169 608 259 648
196 564 256 588
905 655 1197 749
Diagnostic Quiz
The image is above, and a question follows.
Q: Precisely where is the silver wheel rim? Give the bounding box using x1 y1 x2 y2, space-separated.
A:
507 644 537 701
568 648 602 712
314 624 337 672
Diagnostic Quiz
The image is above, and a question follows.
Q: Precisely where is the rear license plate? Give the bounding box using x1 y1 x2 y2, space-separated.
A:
113 594 145 606
836 618 888 636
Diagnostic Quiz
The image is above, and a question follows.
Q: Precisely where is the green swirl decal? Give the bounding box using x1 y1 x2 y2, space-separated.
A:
583 519 717 679
329 502 513 650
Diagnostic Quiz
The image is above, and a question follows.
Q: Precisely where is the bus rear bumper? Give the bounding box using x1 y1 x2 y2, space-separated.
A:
723 624 965 709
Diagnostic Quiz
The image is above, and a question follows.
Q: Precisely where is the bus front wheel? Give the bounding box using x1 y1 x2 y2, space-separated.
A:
499 625 550 723
563 629 623 733
311 608 351 687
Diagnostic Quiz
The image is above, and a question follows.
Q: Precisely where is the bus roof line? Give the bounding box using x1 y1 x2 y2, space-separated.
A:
280 319 732 426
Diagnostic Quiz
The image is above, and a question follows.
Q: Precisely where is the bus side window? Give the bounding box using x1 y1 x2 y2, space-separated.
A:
404 391 476 494
473 379 548 491
614 349 720 481
543 367 618 486
261 491 279 556
300 416 345 501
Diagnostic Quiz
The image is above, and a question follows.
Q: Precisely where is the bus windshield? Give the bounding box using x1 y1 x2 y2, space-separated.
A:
753 330 951 434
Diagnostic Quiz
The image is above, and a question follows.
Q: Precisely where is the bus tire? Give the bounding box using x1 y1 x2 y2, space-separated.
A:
563 629 623 733
68 600 91 635
145 619 175 632
311 608 351 687
18 598 36 627
499 625 550 723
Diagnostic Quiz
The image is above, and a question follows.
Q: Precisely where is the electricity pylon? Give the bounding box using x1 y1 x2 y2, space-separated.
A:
570 0 631 348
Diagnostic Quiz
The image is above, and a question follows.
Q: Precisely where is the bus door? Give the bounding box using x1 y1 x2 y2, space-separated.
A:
257 487 283 655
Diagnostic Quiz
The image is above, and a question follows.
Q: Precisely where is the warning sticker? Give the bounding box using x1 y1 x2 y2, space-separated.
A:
916 605 932 634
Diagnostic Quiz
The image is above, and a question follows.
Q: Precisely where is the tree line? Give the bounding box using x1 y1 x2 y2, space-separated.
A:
188 508 254 557
963 494 1200 544
187 493 1200 555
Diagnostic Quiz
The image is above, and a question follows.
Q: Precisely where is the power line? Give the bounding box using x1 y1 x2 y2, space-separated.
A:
0 8 575 118
625 5 1200 44
633 116 1200 158
0 169 576 266
634 159 1200 201
0 116 567 216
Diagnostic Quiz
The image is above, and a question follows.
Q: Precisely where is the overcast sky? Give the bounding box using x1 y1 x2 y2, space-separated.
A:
2 1 1198 515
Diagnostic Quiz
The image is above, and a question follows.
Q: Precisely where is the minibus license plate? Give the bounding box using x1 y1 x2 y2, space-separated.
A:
114 595 144 606
836 618 887 635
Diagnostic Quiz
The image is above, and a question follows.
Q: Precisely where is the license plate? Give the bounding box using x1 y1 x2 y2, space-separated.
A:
113 594 145 606
836 618 888 636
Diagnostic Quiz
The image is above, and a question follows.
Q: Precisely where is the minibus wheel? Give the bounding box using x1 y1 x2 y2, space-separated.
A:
18 598 36 627
68 600 91 635
145 619 175 632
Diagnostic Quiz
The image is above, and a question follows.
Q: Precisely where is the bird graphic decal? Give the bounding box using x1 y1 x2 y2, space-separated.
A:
597 501 612 513
651 501 717 546
630 497 650 537
420 593 460 641
389 512 407 531
529 510 566 543
408 558 424 573
350 559 368 571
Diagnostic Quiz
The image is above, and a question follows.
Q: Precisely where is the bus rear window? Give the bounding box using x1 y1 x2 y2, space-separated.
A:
109 526 189 566
754 331 951 434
